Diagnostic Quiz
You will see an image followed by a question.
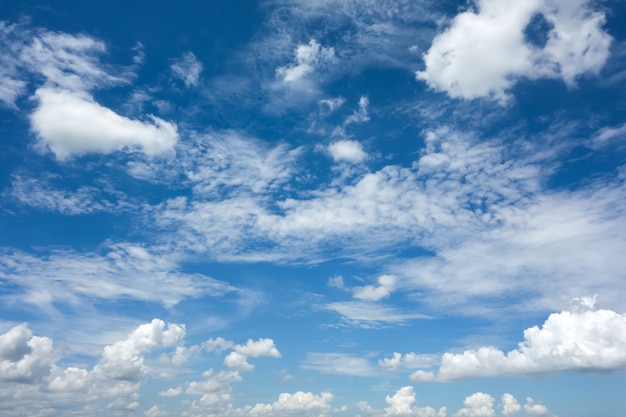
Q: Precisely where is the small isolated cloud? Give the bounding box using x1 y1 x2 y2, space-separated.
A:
353 274 396 301
276 39 335 84
171 51 203 87
224 338 281 371
328 139 367 163
30 88 178 160
410 299 626 382
417 0 612 102
328 275 345 289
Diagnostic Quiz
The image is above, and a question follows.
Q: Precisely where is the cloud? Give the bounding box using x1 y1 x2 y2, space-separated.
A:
344 95 370 125
501 393 521 416
0 324 55 383
0 244 239 310
276 39 335 84
379 352 440 372
234 338 281 358
94 319 185 382
353 274 396 301
30 88 178 160
417 0 612 101
237 391 334 416
454 392 495 417
322 301 428 326
410 300 626 381
302 352 377 377
171 51 203 87
328 140 367 163
224 339 281 372
384 386 447 417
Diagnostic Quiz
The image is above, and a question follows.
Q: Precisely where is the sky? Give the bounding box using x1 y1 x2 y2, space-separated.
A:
0 0 626 416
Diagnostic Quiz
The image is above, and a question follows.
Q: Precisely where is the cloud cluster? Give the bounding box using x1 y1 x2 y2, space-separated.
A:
171 51 203 87
0 22 179 160
417 0 612 101
410 299 626 381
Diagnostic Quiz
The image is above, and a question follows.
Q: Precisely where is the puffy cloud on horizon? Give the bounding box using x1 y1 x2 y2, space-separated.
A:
410 299 626 382
417 0 612 102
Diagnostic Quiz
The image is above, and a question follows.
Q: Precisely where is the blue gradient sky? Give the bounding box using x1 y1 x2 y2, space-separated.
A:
1 1 626 416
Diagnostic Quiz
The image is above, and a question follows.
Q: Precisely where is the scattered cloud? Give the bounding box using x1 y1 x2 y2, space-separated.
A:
171 51 203 88
328 139 367 163
30 88 178 160
302 352 377 377
276 39 335 84
417 0 613 101
410 299 626 381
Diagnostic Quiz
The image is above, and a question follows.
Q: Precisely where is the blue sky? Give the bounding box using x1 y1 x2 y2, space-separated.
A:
1 0 626 416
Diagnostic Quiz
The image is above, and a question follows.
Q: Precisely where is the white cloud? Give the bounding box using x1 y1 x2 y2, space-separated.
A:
353 274 396 301
344 95 370 125
203 337 235 353
276 39 335 84
94 319 185 382
224 339 280 371
20 30 123 92
159 387 182 397
234 338 281 358
328 139 367 163
171 51 203 87
186 369 242 411
239 391 334 416
501 393 521 416
384 386 447 417
591 123 626 149
410 301 626 381
0 324 55 383
30 88 178 160
523 398 549 416
323 301 428 326
302 352 377 377
454 393 495 417
224 351 255 372
379 352 439 372
417 0 612 101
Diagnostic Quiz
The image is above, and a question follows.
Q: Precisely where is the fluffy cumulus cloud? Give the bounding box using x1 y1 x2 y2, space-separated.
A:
353 274 396 301
410 298 626 382
0 23 180 159
454 392 495 417
384 386 447 417
328 139 367 163
0 324 55 383
236 391 334 417
224 338 281 372
94 319 185 382
417 0 612 101
30 88 178 160
501 394 521 416
171 51 203 87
